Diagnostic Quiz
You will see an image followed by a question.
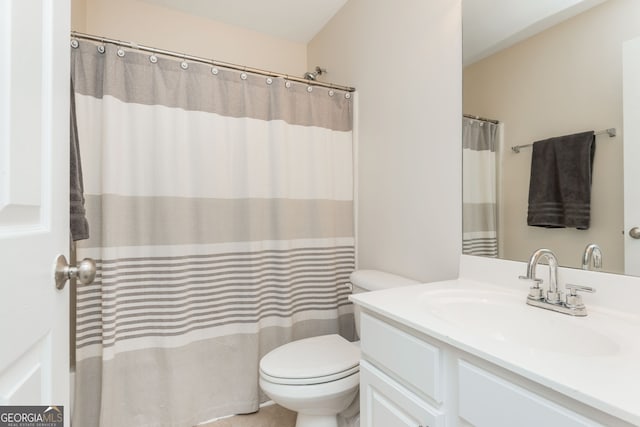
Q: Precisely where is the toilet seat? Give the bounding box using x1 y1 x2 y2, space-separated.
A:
260 334 360 385
260 365 359 385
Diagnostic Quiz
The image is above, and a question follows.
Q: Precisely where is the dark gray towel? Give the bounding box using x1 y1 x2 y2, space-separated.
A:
527 130 595 230
70 78 90 241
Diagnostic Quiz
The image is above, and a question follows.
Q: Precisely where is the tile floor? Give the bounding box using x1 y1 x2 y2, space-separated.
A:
200 404 296 427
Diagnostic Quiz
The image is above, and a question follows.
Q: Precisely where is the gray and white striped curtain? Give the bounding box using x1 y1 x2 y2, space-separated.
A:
71 40 355 427
462 117 498 257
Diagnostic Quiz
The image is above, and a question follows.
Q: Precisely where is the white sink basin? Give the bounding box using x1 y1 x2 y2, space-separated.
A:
419 286 620 357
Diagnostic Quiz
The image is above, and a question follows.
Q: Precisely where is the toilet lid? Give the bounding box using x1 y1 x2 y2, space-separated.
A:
260 334 360 385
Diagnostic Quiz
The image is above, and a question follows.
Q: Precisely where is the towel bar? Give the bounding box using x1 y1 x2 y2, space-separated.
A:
511 128 616 153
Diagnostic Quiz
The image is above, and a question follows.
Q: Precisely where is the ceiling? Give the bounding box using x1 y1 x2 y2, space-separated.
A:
141 0 348 44
142 0 606 63
463 0 607 66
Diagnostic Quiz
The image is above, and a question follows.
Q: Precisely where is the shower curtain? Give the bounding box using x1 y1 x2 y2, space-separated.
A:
462 117 499 257
71 40 355 427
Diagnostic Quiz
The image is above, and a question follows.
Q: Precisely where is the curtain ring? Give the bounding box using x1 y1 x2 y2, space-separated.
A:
210 59 219 75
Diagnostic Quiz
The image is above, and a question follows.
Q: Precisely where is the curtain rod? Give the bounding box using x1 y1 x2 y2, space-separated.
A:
70 31 356 93
511 128 616 153
463 114 500 124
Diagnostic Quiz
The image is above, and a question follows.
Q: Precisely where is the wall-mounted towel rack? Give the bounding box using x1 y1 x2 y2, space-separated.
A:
511 128 616 153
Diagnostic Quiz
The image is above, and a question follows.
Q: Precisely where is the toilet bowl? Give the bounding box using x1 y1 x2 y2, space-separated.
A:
260 334 360 427
258 270 419 427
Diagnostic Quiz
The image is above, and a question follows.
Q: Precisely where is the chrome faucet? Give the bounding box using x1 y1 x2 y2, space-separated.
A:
581 243 602 270
519 248 561 304
519 248 595 316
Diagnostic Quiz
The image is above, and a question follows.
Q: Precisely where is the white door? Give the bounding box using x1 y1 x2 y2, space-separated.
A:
0 1 71 425
623 36 640 276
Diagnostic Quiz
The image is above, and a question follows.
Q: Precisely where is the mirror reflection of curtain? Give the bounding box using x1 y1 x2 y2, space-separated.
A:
463 117 499 257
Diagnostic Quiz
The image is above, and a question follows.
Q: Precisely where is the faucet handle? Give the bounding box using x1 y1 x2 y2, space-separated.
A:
565 284 595 310
566 283 596 295
519 275 543 285
519 276 544 300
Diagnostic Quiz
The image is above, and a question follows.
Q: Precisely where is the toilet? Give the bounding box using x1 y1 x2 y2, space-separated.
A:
259 270 419 427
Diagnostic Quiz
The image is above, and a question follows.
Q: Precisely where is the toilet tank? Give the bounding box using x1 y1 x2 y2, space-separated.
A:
350 270 419 338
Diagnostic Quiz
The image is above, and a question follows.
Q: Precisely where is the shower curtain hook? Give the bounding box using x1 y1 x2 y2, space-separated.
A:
71 31 80 49
97 38 106 54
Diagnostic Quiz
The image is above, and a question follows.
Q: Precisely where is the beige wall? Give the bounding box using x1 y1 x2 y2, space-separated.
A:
71 0 87 32
464 0 640 273
308 0 462 282
71 0 307 76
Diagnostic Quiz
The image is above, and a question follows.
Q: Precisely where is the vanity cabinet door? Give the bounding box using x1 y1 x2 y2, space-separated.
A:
360 361 445 427
458 361 603 427
360 312 442 403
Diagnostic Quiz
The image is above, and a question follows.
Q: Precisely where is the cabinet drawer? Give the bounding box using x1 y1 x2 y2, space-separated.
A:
360 313 442 403
458 361 603 427
361 360 445 427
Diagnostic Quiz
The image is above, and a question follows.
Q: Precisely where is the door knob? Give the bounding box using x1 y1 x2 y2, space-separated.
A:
629 227 640 239
55 254 97 289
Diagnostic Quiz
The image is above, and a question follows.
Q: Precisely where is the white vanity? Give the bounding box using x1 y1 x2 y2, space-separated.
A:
351 256 640 427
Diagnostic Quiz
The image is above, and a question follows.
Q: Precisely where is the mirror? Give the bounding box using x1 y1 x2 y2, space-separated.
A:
462 0 640 276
